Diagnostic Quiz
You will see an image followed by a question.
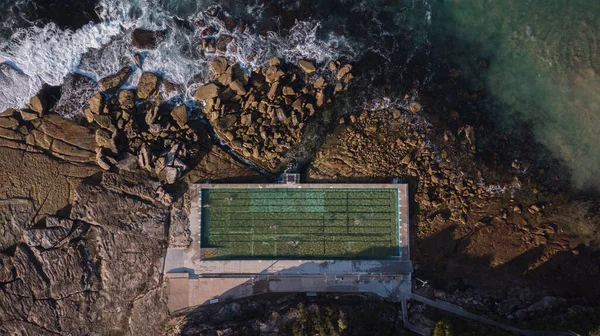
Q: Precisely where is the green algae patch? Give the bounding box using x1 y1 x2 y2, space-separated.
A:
200 188 400 259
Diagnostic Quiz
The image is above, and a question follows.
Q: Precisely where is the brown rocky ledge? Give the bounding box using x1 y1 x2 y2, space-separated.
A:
2 47 598 334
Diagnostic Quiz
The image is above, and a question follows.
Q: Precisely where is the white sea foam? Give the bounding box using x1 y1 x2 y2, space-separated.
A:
0 0 354 115
0 20 123 111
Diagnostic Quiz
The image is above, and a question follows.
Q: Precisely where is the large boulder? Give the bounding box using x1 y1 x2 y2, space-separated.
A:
99 67 133 94
27 94 47 116
118 89 136 110
137 72 161 100
131 28 166 49
336 64 353 79
19 109 40 121
229 79 246 95
194 83 221 101
161 166 180 184
170 105 188 128
87 93 104 114
209 56 228 74
298 59 316 74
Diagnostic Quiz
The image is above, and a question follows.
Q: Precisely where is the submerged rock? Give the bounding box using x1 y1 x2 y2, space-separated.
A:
54 73 98 117
215 35 233 53
131 28 166 49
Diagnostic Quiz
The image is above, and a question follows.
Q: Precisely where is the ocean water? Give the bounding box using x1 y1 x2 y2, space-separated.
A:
428 0 600 188
0 0 598 188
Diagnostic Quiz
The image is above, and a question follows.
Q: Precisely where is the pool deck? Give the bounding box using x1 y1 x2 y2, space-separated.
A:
164 183 411 313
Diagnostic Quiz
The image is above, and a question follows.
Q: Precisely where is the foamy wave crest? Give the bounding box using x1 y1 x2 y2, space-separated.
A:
268 21 356 65
137 13 356 98
78 34 135 80
0 20 123 111
0 62 37 112
221 19 356 68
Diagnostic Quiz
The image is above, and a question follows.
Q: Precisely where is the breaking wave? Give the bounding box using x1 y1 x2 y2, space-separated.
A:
0 0 356 112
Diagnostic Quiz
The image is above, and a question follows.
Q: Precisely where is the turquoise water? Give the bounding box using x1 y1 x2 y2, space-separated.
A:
428 0 600 188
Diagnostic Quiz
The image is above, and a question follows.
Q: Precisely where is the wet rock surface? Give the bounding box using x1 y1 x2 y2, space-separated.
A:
83 71 210 185
131 28 167 49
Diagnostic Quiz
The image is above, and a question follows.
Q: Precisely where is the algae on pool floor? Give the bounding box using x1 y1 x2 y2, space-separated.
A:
200 188 400 259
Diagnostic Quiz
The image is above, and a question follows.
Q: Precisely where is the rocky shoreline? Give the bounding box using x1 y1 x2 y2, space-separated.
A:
1 47 599 335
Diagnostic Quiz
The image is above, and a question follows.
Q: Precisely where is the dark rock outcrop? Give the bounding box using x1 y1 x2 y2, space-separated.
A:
131 28 167 49
54 73 98 117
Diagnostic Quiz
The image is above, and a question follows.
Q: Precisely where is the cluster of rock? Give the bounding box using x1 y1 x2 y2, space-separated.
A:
311 105 494 226
130 7 247 54
85 68 205 184
194 56 353 170
195 8 245 54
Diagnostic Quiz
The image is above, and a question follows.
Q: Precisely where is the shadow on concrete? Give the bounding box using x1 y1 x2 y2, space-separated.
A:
170 223 600 334
167 253 411 307
167 267 198 279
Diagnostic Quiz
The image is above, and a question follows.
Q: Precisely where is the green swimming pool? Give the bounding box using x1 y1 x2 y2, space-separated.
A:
199 188 400 259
